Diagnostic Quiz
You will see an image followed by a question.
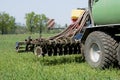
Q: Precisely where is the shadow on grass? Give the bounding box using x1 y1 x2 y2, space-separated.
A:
16 50 33 53
35 55 85 66
17 51 85 66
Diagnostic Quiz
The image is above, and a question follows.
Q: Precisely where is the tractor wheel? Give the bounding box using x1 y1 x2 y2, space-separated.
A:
117 44 120 66
84 31 118 69
34 46 43 57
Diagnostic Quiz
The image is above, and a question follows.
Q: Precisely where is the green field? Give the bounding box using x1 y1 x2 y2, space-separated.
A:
0 34 120 80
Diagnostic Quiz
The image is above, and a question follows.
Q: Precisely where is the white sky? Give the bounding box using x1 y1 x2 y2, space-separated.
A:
0 0 88 25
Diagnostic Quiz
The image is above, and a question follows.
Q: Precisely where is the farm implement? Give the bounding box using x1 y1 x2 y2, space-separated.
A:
16 0 120 69
16 8 88 57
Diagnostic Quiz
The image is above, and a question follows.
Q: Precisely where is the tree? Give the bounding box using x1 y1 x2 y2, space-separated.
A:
25 12 48 33
25 12 35 33
0 12 16 34
15 23 27 34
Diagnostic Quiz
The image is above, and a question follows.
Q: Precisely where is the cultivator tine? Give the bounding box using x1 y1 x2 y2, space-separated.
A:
53 46 58 56
63 45 69 55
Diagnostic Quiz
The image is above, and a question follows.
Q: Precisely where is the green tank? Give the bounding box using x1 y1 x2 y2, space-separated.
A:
91 0 120 25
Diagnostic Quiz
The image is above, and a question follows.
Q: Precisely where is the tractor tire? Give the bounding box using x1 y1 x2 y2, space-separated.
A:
84 31 118 69
117 44 120 66
34 46 43 57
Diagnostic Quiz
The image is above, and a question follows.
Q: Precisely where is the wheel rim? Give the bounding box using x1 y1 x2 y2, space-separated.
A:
34 46 43 57
90 43 101 62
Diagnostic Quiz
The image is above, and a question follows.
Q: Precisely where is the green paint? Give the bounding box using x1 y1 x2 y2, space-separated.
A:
92 0 120 25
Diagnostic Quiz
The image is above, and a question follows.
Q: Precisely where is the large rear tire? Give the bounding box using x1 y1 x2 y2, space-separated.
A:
84 31 118 69
117 44 120 66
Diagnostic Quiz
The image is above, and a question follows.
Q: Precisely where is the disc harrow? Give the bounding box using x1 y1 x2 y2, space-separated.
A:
15 9 89 57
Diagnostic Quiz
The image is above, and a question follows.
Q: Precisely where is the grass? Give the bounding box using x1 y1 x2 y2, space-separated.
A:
0 33 120 80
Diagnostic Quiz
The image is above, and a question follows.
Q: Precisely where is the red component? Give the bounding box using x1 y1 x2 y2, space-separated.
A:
48 21 55 29
47 19 54 26
47 19 55 29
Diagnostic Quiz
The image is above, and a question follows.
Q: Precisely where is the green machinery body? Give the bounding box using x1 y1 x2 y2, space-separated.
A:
92 0 120 25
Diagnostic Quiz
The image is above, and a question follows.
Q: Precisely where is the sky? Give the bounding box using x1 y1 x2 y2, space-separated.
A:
0 0 88 26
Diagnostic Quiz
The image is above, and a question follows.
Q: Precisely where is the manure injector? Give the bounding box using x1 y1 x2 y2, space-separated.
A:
16 8 88 57
16 0 120 69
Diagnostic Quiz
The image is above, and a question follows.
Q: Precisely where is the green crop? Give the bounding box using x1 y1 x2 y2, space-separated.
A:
0 34 120 80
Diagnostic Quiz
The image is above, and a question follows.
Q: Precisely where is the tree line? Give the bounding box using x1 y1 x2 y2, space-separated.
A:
0 12 48 34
